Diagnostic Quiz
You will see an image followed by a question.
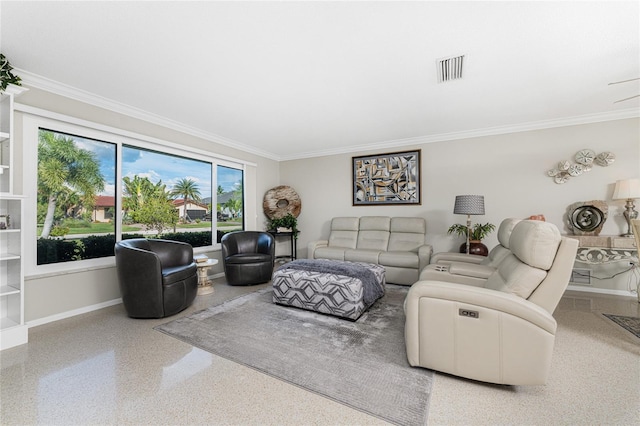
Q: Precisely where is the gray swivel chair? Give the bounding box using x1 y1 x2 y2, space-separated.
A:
114 238 198 318
221 231 275 285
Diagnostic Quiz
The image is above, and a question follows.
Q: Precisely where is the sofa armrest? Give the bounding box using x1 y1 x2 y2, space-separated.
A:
405 280 556 333
431 252 485 265
307 240 328 259
447 262 495 279
418 244 433 271
404 280 557 385
114 244 163 302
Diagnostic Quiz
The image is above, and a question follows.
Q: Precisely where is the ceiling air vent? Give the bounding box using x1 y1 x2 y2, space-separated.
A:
437 55 464 83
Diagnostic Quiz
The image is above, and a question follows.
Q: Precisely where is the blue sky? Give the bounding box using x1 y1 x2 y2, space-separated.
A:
121 146 213 198
52 130 241 198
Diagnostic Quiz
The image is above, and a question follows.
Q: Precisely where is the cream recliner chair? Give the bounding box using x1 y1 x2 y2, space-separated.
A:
419 218 522 287
404 220 579 385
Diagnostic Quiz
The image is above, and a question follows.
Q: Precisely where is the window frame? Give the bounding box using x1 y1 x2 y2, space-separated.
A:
21 109 251 277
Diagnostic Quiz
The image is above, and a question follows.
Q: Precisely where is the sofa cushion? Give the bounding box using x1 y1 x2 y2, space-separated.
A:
484 254 547 299
387 217 426 252
328 217 360 249
483 221 561 299
479 218 522 267
509 221 561 270
345 248 381 264
356 216 390 250
497 218 521 249
378 250 419 268
314 246 347 260
162 263 197 285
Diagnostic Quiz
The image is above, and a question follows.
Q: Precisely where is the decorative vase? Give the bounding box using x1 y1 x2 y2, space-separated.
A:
459 240 489 256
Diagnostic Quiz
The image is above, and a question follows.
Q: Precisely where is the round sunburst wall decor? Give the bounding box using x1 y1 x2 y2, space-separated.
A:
263 185 301 219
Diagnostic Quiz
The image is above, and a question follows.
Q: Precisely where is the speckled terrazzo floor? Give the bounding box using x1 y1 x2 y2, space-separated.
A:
1 279 638 425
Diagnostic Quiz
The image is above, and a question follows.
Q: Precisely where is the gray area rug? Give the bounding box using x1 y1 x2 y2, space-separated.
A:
603 314 640 338
155 285 433 425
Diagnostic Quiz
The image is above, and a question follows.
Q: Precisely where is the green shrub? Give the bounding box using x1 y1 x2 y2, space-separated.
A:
81 234 117 259
161 231 212 247
37 238 81 264
49 225 70 237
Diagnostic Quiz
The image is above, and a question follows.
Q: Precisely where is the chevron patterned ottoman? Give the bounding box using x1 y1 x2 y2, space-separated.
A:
271 259 385 320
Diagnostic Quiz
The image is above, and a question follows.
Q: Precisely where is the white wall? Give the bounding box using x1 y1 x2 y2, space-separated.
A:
14 85 640 323
15 88 281 323
280 118 640 293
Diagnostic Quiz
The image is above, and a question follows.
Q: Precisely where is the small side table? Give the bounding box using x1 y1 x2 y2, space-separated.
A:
268 230 297 262
196 258 218 295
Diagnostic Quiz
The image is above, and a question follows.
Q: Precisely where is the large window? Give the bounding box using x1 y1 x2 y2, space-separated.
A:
32 121 245 267
216 165 244 242
121 145 213 246
36 129 116 265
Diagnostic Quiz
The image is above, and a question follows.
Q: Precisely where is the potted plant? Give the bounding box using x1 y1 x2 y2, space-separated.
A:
0 54 22 91
447 222 496 256
267 213 298 237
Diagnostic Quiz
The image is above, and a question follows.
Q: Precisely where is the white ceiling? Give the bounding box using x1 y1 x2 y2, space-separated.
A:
2 1 639 161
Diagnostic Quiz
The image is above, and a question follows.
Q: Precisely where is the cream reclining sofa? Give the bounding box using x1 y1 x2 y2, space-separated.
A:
420 218 522 287
307 216 432 285
404 220 579 385
430 218 521 266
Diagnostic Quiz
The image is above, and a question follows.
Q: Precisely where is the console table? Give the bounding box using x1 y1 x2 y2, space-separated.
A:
268 230 297 262
566 235 637 264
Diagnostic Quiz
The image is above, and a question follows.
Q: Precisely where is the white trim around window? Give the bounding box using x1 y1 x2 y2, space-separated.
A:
20 106 254 277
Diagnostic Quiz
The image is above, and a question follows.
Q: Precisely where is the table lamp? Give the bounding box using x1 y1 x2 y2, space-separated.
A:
453 195 485 254
612 178 640 237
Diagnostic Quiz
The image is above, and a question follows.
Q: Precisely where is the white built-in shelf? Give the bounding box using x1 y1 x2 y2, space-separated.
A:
0 84 27 350
0 317 19 329
0 252 21 261
0 229 20 234
0 285 20 297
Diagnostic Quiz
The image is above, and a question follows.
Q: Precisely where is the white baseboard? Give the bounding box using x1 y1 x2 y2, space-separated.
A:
27 298 123 328
27 274 225 329
566 285 637 298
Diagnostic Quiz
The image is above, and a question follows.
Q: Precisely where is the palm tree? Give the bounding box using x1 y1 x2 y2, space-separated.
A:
224 198 242 219
171 178 202 222
122 175 166 215
38 131 105 238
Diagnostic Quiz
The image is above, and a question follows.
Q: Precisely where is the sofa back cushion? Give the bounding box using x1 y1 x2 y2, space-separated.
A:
356 216 391 250
387 217 426 252
484 254 548 299
328 217 360 249
484 220 562 299
509 220 561 270
481 218 521 266
497 218 522 249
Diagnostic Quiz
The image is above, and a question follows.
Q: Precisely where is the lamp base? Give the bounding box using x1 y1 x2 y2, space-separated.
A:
622 198 638 238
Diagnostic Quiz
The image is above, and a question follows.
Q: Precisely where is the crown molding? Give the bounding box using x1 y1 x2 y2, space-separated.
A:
16 69 280 161
279 108 640 161
17 68 639 163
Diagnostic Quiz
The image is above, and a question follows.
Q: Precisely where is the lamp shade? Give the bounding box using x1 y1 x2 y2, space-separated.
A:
612 179 640 200
453 195 485 215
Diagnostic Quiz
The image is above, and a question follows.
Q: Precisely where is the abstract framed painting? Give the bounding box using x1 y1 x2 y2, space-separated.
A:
352 149 421 205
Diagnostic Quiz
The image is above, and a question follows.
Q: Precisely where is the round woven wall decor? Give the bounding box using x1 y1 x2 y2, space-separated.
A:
263 185 301 219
